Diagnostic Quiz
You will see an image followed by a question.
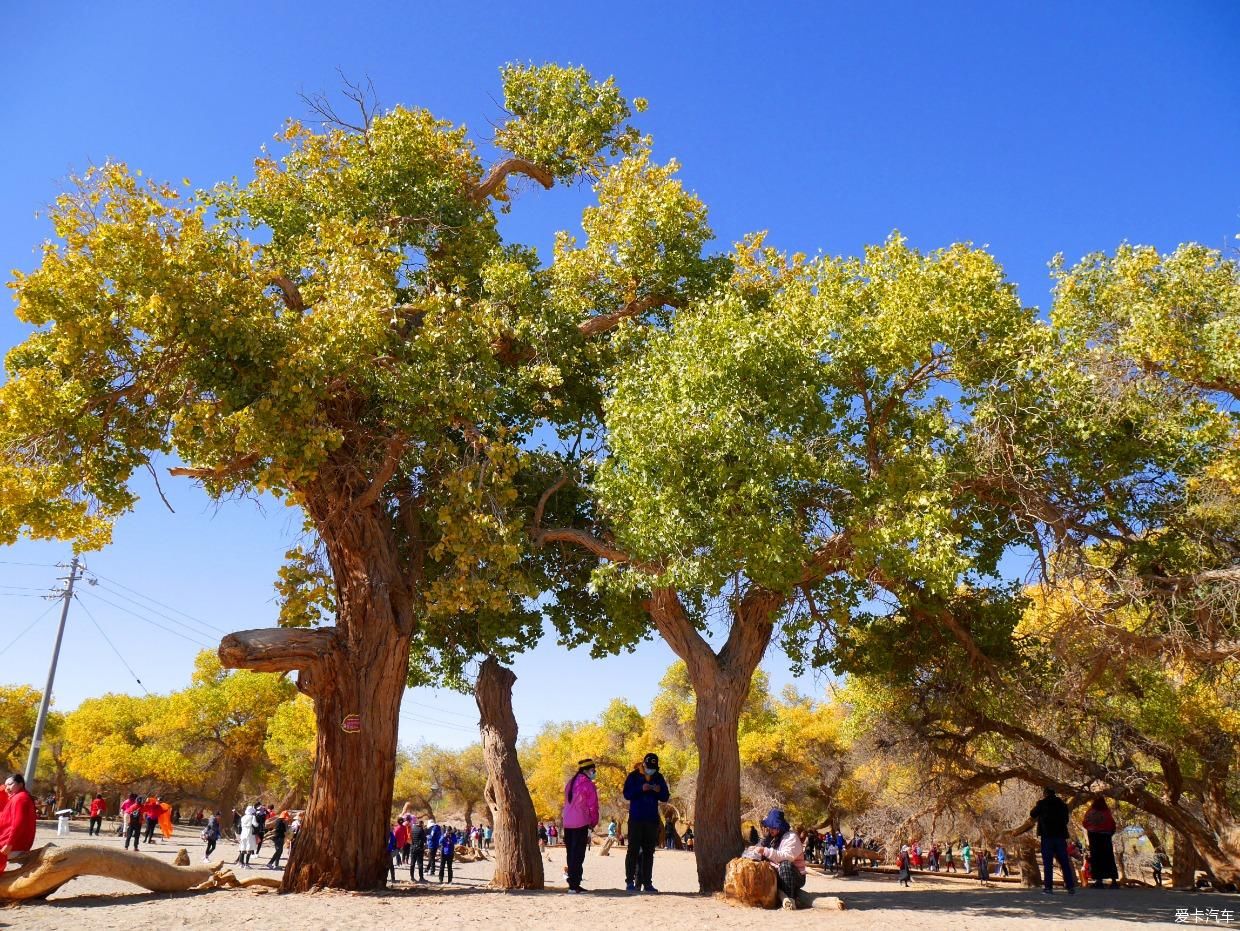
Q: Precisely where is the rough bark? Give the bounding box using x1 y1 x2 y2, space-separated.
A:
646 586 781 894
216 759 249 839
0 845 225 900
723 856 778 909
1015 838 1041 887
219 488 415 893
1172 829 1204 888
475 656 543 890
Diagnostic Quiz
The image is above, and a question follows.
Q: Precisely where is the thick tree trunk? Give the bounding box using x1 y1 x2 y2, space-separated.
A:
1172 829 1204 889
475 656 543 889
278 625 409 892
644 586 781 895
687 663 748 894
219 489 416 893
216 759 249 839
1015 839 1041 887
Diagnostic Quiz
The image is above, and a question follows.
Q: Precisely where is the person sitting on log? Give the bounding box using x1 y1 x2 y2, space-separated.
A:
754 808 806 910
0 774 37 873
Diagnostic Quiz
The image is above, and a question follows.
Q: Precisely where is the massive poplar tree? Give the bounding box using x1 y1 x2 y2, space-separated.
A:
0 65 718 891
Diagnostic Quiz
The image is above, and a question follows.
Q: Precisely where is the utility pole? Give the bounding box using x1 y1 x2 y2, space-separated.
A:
24 555 81 787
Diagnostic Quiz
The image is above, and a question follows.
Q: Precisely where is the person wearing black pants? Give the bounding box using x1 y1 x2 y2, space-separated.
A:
125 810 142 850
266 816 288 869
622 753 670 893
563 758 600 892
88 794 105 836
425 820 442 877
438 832 455 883
408 818 427 882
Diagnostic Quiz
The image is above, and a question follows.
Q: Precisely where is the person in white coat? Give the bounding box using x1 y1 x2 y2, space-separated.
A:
237 805 258 867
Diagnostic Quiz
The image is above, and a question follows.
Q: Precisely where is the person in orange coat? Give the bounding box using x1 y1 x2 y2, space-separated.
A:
158 798 174 841
0 773 38 872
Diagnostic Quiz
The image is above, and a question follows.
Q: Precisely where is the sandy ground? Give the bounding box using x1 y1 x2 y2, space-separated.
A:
2 822 1235 930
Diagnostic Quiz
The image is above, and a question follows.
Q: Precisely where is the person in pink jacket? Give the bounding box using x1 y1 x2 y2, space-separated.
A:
561 757 599 894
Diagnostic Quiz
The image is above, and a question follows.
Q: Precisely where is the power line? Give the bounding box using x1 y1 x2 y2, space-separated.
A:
77 589 214 649
0 560 59 567
404 697 478 719
399 712 478 734
87 571 231 635
73 594 149 695
0 600 58 656
90 580 229 642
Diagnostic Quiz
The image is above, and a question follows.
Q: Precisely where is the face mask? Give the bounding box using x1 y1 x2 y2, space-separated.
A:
645 767 657 776
587 770 597 782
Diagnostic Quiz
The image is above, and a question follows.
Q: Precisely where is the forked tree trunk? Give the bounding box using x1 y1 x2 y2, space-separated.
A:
475 656 543 889
645 586 781 894
219 491 416 893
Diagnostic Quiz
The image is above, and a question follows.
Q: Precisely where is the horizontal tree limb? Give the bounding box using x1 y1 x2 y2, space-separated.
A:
218 626 340 674
168 453 260 481
578 294 680 338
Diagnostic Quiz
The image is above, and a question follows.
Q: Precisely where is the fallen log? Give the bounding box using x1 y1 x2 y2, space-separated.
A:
0 844 227 902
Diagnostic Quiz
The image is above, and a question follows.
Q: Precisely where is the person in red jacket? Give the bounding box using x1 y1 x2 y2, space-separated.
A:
88 793 106 836
1 773 38 872
142 795 162 844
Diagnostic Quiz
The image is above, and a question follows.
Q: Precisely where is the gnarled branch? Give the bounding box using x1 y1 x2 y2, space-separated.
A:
355 434 407 509
470 158 553 204
218 627 340 674
168 453 260 481
531 526 632 565
270 275 306 313
578 294 681 338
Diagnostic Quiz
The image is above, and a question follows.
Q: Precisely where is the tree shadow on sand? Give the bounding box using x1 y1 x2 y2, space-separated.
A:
825 885 1239 924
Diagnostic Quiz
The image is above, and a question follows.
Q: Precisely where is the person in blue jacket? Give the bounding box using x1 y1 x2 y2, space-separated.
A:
385 826 398 884
438 828 456 883
425 819 443 877
623 752 670 893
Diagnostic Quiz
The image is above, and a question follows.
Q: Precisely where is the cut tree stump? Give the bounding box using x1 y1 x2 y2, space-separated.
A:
0 844 268 902
723 857 778 909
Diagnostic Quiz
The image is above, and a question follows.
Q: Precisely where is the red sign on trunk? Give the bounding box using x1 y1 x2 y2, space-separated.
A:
341 714 362 733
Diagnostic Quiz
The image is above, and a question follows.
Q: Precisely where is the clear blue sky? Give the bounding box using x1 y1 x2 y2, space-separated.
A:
2 1 1238 749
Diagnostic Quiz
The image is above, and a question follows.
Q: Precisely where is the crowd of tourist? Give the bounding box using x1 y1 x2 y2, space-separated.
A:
4 768 1171 905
